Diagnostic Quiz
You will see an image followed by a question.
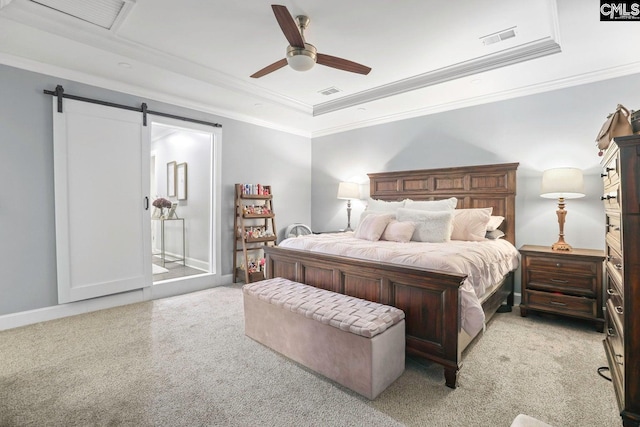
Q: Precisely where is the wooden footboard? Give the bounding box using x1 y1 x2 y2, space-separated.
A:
264 245 468 388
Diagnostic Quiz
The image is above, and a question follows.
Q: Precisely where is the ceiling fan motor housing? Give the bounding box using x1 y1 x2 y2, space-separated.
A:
286 43 317 71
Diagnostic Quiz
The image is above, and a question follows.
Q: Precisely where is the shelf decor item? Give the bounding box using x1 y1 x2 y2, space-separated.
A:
233 183 276 283
337 181 359 231
539 167 585 251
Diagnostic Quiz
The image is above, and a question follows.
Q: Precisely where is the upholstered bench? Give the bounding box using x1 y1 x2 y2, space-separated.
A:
242 277 406 399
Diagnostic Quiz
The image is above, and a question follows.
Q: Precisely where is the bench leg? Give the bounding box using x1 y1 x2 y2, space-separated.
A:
444 367 460 389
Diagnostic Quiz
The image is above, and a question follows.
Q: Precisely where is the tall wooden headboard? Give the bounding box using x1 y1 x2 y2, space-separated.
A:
368 162 519 245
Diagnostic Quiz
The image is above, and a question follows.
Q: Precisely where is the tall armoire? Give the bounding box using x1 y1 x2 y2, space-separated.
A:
601 134 640 427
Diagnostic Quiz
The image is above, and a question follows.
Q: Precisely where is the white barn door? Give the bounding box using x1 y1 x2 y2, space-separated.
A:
53 98 151 304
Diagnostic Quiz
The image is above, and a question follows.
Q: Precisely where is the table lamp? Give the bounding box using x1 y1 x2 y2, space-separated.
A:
337 182 360 231
540 168 585 251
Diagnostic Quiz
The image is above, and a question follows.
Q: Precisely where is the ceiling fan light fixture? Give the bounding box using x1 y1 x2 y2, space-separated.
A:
286 44 317 72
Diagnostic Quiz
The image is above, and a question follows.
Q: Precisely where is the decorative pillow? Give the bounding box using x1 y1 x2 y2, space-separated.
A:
396 208 454 243
366 198 405 212
451 208 493 241
485 229 505 240
381 220 416 243
404 197 458 211
486 215 505 231
354 213 394 241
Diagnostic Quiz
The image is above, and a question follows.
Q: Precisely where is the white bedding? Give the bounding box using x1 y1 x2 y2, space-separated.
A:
277 232 520 337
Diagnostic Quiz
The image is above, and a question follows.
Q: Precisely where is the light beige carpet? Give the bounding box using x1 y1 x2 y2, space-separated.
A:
0 284 620 427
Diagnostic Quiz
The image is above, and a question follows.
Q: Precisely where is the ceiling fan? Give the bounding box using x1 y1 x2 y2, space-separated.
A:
250 4 372 78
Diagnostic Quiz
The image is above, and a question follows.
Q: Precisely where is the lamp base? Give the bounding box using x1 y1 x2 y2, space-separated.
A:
551 239 572 251
551 198 572 251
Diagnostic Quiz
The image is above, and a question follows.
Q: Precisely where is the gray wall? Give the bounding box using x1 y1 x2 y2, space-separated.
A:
2 59 638 316
0 63 311 316
311 72 640 291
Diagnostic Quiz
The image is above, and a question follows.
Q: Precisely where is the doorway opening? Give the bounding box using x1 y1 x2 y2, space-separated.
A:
149 119 220 284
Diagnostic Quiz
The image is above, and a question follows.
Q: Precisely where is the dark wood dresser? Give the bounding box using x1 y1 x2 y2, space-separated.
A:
519 245 604 331
601 135 640 427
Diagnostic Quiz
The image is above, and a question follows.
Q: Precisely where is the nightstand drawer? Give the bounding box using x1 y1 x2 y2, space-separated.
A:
525 256 598 276
526 289 596 317
526 271 596 297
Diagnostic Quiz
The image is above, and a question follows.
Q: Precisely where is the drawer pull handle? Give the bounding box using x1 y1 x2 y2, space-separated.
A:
550 278 569 284
601 168 614 177
555 263 562 268
607 288 617 296
549 301 567 306
608 224 620 231
615 263 623 270
600 195 617 200
615 306 624 315
607 327 616 337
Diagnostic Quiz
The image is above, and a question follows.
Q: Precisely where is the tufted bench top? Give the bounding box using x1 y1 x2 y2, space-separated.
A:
242 277 405 338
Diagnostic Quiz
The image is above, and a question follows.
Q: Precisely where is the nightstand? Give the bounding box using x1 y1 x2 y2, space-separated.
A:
519 245 605 332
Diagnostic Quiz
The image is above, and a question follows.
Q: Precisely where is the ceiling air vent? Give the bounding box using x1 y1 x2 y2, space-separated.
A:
480 27 517 46
318 87 342 96
29 0 126 29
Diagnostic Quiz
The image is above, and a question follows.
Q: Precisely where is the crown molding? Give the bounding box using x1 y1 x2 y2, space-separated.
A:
310 61 640 138
0 52 312 138
313 37 561 116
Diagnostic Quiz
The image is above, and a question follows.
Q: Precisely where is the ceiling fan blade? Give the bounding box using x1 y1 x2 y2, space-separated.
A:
271 5 305 48
250 58 288 78
317 53 371 75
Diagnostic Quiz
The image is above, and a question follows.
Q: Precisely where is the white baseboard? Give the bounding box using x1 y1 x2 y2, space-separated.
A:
0 282 521 332
0 273 234 331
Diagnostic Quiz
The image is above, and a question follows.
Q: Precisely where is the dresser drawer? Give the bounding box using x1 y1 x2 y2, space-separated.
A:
601 183 621 211
526 270 596 297
604 308 625 390
605 212 621 250
601 153 620 188
525 289 596 317
605 267 624 303
606 244 624 290
525 256 599 276
606 290 625 329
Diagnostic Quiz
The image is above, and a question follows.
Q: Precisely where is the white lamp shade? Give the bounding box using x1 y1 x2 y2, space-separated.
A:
540 168 585 199
337 182 360 200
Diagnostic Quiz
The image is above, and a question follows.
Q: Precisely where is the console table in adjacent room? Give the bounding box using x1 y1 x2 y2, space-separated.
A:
152 217 185 267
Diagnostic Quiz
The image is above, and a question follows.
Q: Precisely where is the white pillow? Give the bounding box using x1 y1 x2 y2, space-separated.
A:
451 208 493 241
360 209 396 223
366 198 405 212
381 220 416 243
354 213 393 241
396 208 454 243
486 215 505 231
404 197 458 211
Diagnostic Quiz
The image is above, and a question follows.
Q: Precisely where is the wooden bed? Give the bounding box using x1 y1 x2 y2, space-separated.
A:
264 162 519 388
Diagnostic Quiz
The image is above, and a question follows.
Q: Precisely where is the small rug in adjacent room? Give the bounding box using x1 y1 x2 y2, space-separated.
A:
152 264 169 275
